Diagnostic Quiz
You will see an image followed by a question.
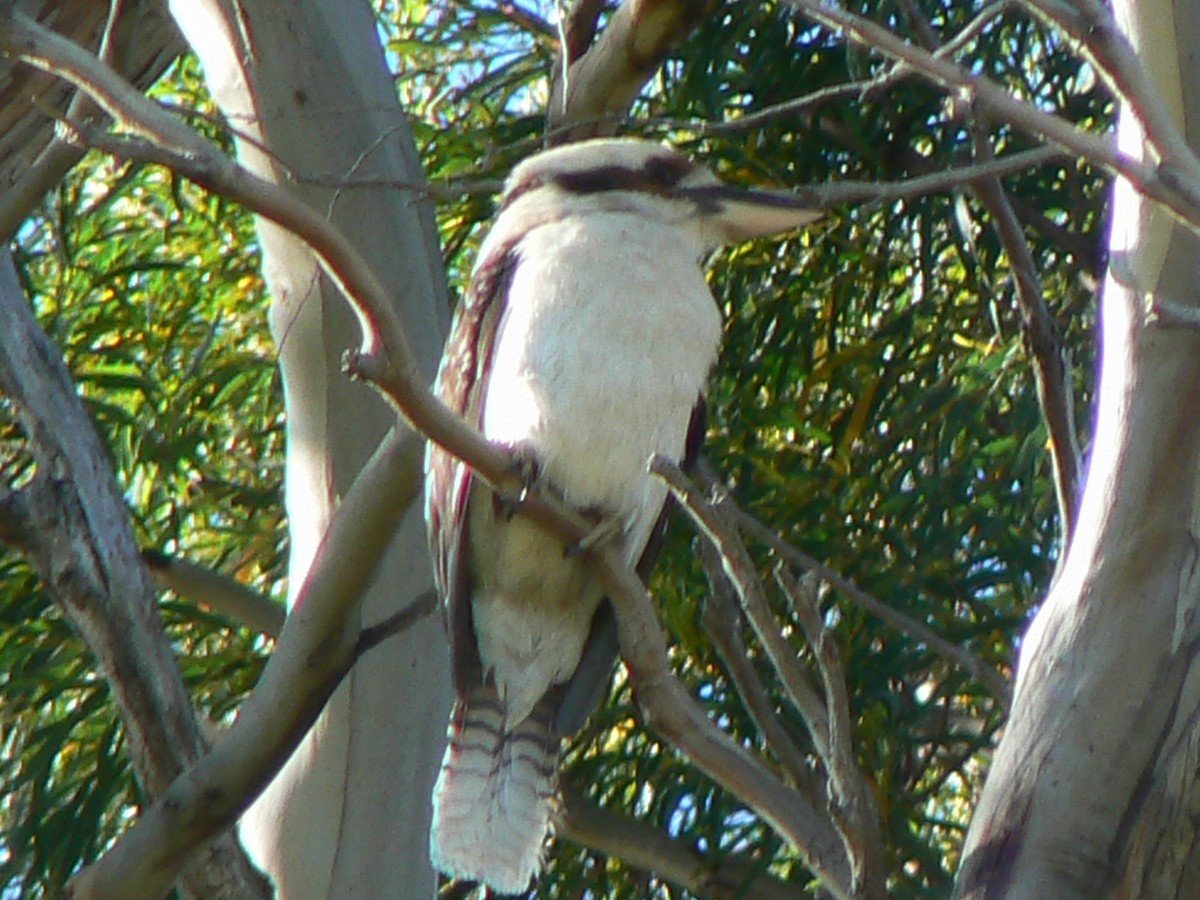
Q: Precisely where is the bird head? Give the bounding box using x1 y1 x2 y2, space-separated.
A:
488 138 821 253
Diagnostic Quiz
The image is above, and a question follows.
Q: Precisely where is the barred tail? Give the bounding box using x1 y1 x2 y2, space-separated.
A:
430 687 558 894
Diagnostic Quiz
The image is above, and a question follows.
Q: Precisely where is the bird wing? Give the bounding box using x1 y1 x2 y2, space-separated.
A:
426 239 520 693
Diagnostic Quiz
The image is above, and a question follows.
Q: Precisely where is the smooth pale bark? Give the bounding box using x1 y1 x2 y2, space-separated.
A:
955 2 1200 897
169 2 451 897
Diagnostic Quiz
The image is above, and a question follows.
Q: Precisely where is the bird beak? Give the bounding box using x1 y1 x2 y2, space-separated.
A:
684 184 823 243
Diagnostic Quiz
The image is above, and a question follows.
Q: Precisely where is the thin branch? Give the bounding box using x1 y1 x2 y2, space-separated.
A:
717 0 1011 136
775 569 884 894
696 538 822 793
559 786 802 900
783 0 1200 238
650 456 833 763
894 0 1084 551
1021 0 1200 186
695 462 1013 707
655 456 886 896
142 550 286 638
143 548 433 656
811 145 1064 207
355 589 438 657
970 133 1082 541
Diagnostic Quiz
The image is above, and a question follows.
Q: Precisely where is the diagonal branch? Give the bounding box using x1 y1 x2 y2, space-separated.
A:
143 550 286 638
784 0 1200 238
695 461 1012 706
547 0 716 140
654 456 886 896
697 538 821 793
67 426 426 900
970 134 1083 541
559 786 802 900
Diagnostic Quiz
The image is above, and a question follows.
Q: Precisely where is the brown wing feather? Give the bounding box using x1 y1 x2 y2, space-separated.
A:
426 240 520 693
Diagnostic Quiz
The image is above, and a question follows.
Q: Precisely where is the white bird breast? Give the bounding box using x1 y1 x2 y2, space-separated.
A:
481 210 722 549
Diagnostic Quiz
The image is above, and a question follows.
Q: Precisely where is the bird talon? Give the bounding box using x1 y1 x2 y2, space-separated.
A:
495 443 541 519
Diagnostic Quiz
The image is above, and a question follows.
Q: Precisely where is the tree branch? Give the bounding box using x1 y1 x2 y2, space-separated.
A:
970 134 1083 542
696 538 821 793
784 0 1200 238
560 786 802 900
893 0 1084 554
547 0 716 140
67 426 426 899
695 461 1012 706
654 456 886 896
143 550 286 638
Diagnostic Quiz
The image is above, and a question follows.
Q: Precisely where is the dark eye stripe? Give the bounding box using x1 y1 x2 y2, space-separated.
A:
499 154 698 210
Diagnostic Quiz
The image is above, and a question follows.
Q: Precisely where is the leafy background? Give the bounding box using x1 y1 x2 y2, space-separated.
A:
0 0 1108 897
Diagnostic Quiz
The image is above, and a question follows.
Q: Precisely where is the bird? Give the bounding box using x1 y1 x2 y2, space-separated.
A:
424 137 819 894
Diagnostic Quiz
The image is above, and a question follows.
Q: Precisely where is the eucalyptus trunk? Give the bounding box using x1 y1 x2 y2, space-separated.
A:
170 2 451 896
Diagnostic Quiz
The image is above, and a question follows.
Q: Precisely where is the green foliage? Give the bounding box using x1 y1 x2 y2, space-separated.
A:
1 0 1108 897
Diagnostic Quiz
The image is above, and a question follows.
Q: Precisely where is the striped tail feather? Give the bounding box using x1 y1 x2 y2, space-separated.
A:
430 686 559 894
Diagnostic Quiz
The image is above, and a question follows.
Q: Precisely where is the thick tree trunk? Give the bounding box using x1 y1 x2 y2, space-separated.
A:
170 1 451 897
956 1 1200 896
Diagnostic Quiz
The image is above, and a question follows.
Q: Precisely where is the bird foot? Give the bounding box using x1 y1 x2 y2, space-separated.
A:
496 442 541 520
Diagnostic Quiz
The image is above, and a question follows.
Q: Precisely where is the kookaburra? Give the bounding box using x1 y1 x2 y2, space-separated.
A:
425 137 818 893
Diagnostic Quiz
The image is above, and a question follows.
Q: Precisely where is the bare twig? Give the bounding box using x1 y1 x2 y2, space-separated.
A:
971 134 1082 540
1021 0 1200 183
143 550 286 638
894 0 1084 550
811 146 1063 207
655 455 886 895
696 538 822 793
559 786 802 900
651 456 832 762
784 0 1200 238
701 0 1007 137
775 569 884 893
695 462 1012 706
144 548 433 656
355 589 438 657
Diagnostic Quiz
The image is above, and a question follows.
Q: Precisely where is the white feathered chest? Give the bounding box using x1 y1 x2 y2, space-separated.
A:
480 210 721 548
